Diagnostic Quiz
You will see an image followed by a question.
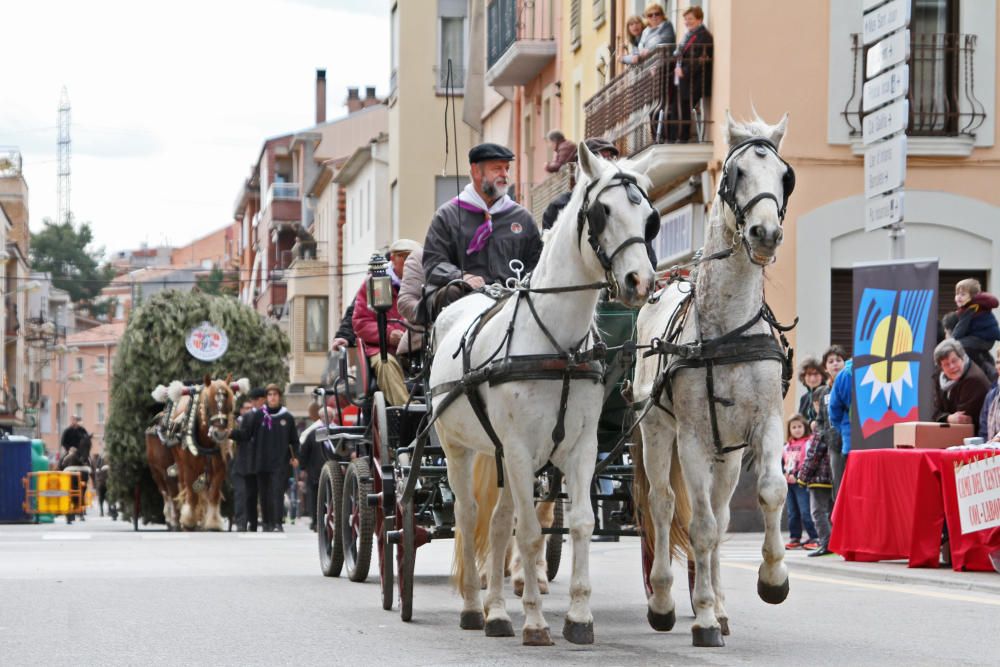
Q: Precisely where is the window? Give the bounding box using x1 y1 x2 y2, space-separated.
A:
438 0 467 90
435 175 471 209
542 97 552 137
390 4 400 93
570 0 581 50
593 0 605 28
391 181 399 241
74 403 83 420
305 297 329 353
75 357 83 374
97 402 105 425
910 0 960 134
573 82 582 142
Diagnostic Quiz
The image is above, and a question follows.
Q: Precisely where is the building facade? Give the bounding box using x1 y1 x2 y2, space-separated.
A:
63 323 125 456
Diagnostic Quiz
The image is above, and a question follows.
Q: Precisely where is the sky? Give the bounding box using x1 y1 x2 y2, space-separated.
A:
1 0 391 256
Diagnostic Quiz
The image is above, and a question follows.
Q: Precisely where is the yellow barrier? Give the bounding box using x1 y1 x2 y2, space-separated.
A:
22 471 87 516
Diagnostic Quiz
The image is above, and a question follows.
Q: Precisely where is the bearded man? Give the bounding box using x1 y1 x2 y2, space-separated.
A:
422 142 542 318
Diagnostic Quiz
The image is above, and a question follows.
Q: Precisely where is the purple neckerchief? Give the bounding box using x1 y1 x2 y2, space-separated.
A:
262 410 273 430
455 197 515 255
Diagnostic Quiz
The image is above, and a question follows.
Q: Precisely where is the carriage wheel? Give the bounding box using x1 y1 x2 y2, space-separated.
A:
372 392 395 610
397 497 415 622
342 458 374 582
545 499 563 582
318 461 345 577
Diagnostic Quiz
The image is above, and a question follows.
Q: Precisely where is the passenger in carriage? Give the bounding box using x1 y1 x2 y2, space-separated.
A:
422 142 542 319
352 238 422 406
330 297 357 352
396 244 427 371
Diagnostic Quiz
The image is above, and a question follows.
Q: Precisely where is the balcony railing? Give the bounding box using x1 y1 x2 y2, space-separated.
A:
529 164 574 221
486 0 556 86
843 33 986 138
265 181 300 205
584 45 713 157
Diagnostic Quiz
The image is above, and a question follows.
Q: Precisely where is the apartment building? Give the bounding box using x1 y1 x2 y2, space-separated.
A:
63 322 125 455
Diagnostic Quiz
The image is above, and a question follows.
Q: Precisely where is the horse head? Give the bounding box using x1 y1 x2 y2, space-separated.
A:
575 141 656 307
719 111 794 266
201 377 235 444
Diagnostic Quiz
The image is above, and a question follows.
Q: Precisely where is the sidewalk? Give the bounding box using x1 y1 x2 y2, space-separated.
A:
724 532 1000 594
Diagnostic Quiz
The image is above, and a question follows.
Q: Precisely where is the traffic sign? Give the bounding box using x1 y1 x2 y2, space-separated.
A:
863 64 909 112
865 134 907 198
866 29 910 78
863 98 909 145
865 192 904 232
863 0 910 45
862 0 890 11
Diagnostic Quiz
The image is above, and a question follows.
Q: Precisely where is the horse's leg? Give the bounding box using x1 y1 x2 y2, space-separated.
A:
483 481 515 637
512 501 550 596
641 418 677 631
442 442 485 630
506 459 551 646
677 432 723 647
755 413 790 604
708 456 741 636
560 437 598 645
177 456 197 531
203 459 225 531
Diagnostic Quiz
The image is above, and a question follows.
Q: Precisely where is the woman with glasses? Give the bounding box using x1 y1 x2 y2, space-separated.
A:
620 3 675 65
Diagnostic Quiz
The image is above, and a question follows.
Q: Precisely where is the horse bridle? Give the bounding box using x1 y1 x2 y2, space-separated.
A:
576 172 658 297
717 137 796 264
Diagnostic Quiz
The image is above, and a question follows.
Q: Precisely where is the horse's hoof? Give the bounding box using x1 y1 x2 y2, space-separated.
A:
538 581 549 595
513 579 524 598
646 607 676 632
757 577 790 605
522 627 554 646
459 611 485 630
719 617 730 636
562 619 594 645
484 618 514 637
691 625 725 647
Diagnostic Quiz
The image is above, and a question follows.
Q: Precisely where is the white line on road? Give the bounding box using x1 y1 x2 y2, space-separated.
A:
236 533 287 539
724 561 1000 606
41 533 92 540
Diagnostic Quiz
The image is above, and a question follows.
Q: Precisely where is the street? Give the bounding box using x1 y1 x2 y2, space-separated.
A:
1 517 997 666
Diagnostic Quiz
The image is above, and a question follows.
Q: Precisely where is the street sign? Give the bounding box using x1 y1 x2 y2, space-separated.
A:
862 0 890 11
865 191 905 232
865 134 907 199
863 0 910 45
866 29 910 78
863 98 909 145
863 64 909 112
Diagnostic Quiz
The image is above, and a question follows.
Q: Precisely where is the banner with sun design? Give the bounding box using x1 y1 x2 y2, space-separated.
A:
851 260 939 450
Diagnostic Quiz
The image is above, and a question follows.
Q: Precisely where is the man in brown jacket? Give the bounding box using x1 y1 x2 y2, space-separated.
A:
545 130 578 173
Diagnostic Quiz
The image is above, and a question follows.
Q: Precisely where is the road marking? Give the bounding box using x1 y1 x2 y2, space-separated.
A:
140 533 191 539
237 533 287 539
42 533 92 540
724 561 1000 606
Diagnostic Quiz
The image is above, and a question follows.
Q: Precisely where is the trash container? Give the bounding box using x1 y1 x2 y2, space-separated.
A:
0 436 33 523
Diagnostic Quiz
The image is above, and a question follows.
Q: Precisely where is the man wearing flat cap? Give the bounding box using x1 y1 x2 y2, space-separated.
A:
352 238 422 405
422 142 542 318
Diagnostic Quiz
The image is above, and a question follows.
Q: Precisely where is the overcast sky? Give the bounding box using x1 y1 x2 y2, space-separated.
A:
1 0 390 256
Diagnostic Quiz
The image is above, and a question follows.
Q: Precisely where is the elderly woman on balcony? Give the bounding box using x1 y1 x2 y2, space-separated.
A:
620 3 675 65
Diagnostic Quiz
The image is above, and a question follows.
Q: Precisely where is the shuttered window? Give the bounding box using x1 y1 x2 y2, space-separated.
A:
570 0 581 50
592 0 605 27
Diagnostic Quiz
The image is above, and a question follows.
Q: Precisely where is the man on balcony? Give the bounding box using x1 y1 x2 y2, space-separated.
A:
621 3 675 66
668 6 713 143
423 143 542 319
545 130 578 173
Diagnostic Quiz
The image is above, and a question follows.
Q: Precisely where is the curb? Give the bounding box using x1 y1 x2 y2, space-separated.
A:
785 556 1000 594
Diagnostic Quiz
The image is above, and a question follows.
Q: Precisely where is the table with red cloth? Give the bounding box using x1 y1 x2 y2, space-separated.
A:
829 448 1000 571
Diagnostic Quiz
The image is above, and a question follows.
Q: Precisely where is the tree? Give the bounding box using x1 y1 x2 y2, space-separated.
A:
29 218 115 305
104 289 291 524
195 266 238 297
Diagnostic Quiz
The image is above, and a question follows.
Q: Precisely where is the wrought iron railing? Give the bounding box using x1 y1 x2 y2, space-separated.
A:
487 0 556 70
529 164 574 221
584 45 713 157
842 33 986 137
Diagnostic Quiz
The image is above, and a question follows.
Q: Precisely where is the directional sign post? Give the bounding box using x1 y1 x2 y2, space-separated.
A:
862 0 910 258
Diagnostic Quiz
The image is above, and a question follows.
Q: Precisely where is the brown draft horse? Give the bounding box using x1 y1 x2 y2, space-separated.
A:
145 421 181 530
168 375 236 531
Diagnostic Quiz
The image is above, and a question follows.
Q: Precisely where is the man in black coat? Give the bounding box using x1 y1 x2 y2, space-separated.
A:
229 395 257 531
668 6 714 143
422 142 542 318
230 384 298 532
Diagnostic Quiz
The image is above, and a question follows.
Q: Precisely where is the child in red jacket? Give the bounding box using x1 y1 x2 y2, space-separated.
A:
783 414 818 550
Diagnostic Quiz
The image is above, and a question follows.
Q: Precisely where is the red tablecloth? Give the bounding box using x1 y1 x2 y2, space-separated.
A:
829 448 1000 571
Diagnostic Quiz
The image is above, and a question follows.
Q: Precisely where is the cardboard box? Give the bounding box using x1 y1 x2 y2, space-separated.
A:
892 421 974 449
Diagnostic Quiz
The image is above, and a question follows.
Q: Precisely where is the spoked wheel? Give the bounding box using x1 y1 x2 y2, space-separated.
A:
343 458 374 582
545 499 563 582
317 461 345 577
373 392 394 610
397 497 415 622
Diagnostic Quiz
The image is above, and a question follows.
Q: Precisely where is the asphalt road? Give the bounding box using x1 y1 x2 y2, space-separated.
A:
1 516 997 666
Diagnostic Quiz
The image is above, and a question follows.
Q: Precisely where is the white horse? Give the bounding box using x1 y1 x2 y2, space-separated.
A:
430 142 656 646
632 112 796 647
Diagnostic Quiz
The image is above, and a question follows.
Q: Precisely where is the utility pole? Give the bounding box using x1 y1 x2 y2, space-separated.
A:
57 86 72 224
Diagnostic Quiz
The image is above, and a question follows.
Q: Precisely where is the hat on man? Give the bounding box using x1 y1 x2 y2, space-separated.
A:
468 142 515 164
249 387 267 400
585 137 620 158
389 238 421 255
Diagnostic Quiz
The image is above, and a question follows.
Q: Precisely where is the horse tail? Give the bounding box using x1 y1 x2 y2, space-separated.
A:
451 453 498 590
632 427 692 563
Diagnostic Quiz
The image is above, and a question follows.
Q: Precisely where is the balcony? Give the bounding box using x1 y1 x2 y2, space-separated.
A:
584 45 713 184
263 182 301 225
266 181 300 204
842 33 986 155
485 0 556 87
528 164 574 221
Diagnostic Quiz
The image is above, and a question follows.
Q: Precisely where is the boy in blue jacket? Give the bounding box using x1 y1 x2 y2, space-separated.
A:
828 358 852 500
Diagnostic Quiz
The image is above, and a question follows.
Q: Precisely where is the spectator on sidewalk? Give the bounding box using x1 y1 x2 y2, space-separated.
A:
951 278 1000 382
829 357 854 497
797 356 827 426
814 345 846 501
544 130 578 173
783 414 818 551
979 354 1000 441
798 397 834 557
932 338 991 437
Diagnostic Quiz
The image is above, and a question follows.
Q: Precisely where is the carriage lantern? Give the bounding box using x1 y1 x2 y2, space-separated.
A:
367 253 394 362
